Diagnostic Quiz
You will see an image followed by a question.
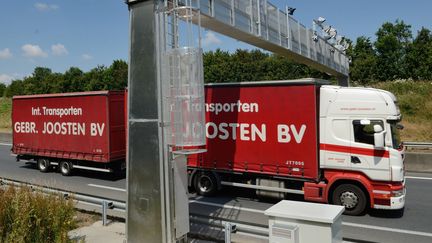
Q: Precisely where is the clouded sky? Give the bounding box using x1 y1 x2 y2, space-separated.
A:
1 0 431 84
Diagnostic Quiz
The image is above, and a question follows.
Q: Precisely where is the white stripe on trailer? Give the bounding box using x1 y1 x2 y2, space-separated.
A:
221 181 304 195
73 165 111 173
0 143 12 146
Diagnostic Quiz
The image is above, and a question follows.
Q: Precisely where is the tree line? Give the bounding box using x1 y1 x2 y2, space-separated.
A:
1 19 431 97
0 51 329 97
0 60 128 97
349 19 432 84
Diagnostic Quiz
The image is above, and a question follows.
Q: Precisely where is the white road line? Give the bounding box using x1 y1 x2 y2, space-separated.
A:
87 184 126 192
190 199 432 238
405 176 432 181
189 200 267 214
342 222 432 238
0 143 12 146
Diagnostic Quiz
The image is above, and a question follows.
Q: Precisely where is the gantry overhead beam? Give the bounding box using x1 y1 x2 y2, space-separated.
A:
174 0 350 84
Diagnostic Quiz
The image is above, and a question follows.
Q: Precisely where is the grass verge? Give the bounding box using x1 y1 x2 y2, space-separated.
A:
0 98 11 133
373 81 432 142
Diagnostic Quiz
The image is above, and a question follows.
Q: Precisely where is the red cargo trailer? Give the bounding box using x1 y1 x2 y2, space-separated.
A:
190 82 318 177
12 91 126 175
188 81 319 195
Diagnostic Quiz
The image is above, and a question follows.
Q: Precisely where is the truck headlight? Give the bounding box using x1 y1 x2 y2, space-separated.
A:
391 189 404 197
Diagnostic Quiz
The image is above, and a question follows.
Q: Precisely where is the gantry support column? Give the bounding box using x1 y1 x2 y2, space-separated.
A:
126 1 168 242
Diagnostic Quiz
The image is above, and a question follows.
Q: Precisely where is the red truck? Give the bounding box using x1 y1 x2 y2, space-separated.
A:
12 91 126 176
12 79 405 215
188 80 405 215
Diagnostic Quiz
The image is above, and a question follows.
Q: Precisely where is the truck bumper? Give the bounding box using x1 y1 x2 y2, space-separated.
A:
372 183 406 210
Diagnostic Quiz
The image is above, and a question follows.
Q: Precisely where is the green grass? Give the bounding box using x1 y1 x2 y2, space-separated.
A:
0 185 76 243
372 81 432 142
0 98 11 133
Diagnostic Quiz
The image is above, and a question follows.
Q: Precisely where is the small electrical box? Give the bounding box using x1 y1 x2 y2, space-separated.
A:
265 200 344 243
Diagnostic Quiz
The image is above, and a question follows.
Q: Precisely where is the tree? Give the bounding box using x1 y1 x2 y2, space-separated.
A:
84 65 109 91
350 36 377 84
63 67 85 92
5 80 25 97
0 83 6 97
374 19 412 80
406 27 432 80
203 49 233 83
203 49 327 83
106 60 128 90
23 67 54 94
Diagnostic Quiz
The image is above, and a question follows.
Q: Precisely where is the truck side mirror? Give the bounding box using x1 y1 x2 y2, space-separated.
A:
373 125 385 149
373 124 383 133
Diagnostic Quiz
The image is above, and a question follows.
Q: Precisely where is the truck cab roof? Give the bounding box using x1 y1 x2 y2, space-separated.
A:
320 85 401 120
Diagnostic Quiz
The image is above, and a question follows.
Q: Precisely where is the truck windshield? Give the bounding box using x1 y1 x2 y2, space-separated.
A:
389 122 403 149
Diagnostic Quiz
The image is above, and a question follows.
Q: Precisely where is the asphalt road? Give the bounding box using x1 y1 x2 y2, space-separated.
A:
1 143 432 243
0 143 126 201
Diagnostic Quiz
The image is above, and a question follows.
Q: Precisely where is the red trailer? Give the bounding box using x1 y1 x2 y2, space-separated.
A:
12 91 126 175
188 81 319 196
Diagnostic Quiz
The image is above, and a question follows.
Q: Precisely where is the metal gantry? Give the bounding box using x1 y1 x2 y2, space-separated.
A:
174 0 350 84
126 0 351 242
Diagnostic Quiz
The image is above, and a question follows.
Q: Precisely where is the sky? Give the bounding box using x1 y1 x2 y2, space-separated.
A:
1 0 431 85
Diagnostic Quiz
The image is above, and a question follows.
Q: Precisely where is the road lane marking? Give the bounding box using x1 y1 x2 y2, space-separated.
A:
342 222 432 238
189 199 267 214
0 143 12 146
405 176 432 181
87 184 126 192
190 199 432 238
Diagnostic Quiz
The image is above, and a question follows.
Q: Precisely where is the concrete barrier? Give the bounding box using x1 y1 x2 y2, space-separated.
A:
0 133 11 143
404 152 432 173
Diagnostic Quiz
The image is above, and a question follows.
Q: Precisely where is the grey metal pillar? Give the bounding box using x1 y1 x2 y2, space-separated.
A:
126 0 167 242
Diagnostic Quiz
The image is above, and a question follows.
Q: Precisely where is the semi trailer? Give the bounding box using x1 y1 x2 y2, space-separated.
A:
12 91 126 176
11 79 405 215
188 79 405 215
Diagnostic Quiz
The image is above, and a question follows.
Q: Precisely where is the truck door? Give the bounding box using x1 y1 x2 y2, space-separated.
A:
322 118 352 169
350 119 391 180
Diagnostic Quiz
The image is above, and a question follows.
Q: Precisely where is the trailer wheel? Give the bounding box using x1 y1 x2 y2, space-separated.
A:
332 184 367 216
194 172 218 196
59 161 73 176
37 158 50 173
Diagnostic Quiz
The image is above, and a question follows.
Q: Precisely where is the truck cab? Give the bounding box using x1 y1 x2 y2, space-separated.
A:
317 85 405 213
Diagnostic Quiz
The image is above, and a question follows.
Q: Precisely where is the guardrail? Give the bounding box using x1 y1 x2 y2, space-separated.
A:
404 142 432 149
0 178 264 242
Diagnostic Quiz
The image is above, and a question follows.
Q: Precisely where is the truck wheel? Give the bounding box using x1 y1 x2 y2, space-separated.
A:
59 161 73 176
37 158 50 173
332 184 367 216
194 172 218 196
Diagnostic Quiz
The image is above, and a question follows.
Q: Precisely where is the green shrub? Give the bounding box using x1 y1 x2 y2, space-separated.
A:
0 186 76 243
0 98 11 132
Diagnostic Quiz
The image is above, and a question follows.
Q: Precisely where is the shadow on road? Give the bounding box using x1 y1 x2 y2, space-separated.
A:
368 207 405 218
195 186 405 219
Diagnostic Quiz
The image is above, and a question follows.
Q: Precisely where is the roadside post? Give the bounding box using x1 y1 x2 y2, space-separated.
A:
126 0 205 242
